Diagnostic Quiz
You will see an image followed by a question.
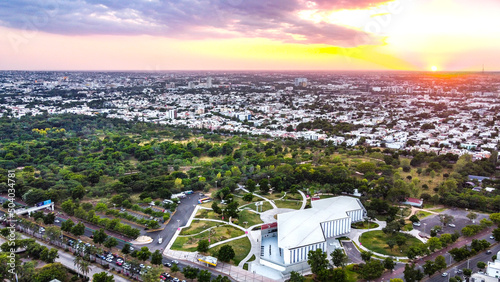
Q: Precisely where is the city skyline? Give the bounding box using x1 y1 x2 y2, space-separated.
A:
1 0 500 71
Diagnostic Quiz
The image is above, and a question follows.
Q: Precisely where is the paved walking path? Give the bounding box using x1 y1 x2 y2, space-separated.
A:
298 190 307 210
237 186 278 209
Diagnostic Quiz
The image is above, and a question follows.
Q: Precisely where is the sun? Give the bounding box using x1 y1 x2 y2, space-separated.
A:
431 66 438 72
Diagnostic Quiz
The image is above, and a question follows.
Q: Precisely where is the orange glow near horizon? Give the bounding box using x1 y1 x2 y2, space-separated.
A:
0 0 500 71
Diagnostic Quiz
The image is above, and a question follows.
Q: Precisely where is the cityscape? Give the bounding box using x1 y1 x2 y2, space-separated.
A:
1 1 500 282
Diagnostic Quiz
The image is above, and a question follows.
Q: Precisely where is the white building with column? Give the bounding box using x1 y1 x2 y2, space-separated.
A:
260 196 365 270
487 250 500 278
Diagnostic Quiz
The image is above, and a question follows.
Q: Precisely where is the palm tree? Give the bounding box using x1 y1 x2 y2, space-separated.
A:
80 260 91 279
74 255 83 278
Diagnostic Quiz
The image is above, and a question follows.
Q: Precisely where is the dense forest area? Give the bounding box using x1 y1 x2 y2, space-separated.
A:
0 114 499 214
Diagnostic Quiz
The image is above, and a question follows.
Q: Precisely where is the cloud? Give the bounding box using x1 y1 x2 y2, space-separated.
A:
0 0 389 46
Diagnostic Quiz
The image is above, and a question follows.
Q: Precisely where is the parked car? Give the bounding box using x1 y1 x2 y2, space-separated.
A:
412 222 421 227
442 272 448 277
116 261 123 266
490 235 495 239
163 262 172 267
487 250 492 254
106 258 113 262
448 223 456 228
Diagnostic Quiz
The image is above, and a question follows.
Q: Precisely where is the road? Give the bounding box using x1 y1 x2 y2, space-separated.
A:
144 192 200 252
378 226 497 281
343 241 364 264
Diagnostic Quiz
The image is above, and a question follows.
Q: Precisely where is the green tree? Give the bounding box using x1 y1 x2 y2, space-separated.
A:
360 259 385 280
34 263 67 282
137 246 152 261
427 237 442 252
198 270 212 282
360 250 373 262
217 245 235 262
93 271 115 282
151 250 163 265
103 237 118 251
61 199 76 216
434 255 447 271
404 263 424 282
409 214 419 223
182 266 200 281
331 268 347 282
384 257 396 272
171 263 179 273
61 218 74 232
71 222 85 236
423 260 436 277
477 261 486 270
212 202 222 215
93 228 108 245
289 271 305 282
463 268 472 277
44 213 56 224
331 248 348 268
197 239 209 253
467 212 478 221
142 266 163 282
307 249 329 277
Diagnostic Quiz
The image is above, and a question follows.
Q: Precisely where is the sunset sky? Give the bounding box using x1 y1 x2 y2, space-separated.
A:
0 0 499 71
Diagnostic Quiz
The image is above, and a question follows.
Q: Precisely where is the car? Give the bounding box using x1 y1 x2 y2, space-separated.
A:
448 223 456 228
490 235 495 239
162 273 170 278
106 258 113 262
85 243 91 247
163 262 172 267
172 278 180 282
116 261 123 266
457 269 463 274
487 250 492 254
172 260 179 264
117 258 124 263
54 219 60 223
442 272 448 277
123 263 131 270
139 264 145 268
78 239 82 244
479 271 485 274
146 266 152 270
412 222 421 227
160 276 167 281
100 255 106 260
129 246 134 251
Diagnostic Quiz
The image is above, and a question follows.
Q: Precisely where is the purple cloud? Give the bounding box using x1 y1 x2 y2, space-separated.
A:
0 0 388 46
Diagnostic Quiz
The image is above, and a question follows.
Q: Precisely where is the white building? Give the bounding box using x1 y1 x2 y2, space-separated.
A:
487 250 500 278
260 196 366 271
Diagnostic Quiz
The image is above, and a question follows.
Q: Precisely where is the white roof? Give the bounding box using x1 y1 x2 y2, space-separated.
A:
277 196 363 250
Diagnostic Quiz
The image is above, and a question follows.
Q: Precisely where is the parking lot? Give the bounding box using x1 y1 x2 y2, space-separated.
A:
412 208 490 235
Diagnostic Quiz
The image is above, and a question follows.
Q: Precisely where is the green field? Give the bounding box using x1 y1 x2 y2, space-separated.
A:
209 237 251 265
359 230 421 257
195 209 223 221
172 225 244 252
234 210 264 227
180 220 222 235
274 199 302 210
244 201 274 212
416 211 432 219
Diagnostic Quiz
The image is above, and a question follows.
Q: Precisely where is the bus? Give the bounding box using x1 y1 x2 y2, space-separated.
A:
198 197 211 204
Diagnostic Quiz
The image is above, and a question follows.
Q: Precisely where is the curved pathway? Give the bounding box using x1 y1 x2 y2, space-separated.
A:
298 190 307 210
237 185 278 209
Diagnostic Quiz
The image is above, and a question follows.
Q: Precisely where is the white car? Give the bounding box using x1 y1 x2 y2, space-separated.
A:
412 222 421 227
490 235 495 239
54 219 60 223
106 258 113 262
448 223 456 228
442 272 448 277
117 258 124 263
139 264 145 268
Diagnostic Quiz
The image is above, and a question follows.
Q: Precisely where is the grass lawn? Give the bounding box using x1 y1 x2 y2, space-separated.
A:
180 220 222 235
432 208 448 213
234 210 263 227
402 224 414 231
274 199 302 210
209 237 251 265
173 225 244 252
195 209 224 221
359 230 421 257
345 264 360 282
416 211 432 219
244 201 273 212
262 192 286 200
351 221 379 229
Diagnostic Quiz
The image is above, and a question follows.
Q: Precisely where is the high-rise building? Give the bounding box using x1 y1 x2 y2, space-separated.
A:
294 78 308 87
167 109 177 119
207 77 213 88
